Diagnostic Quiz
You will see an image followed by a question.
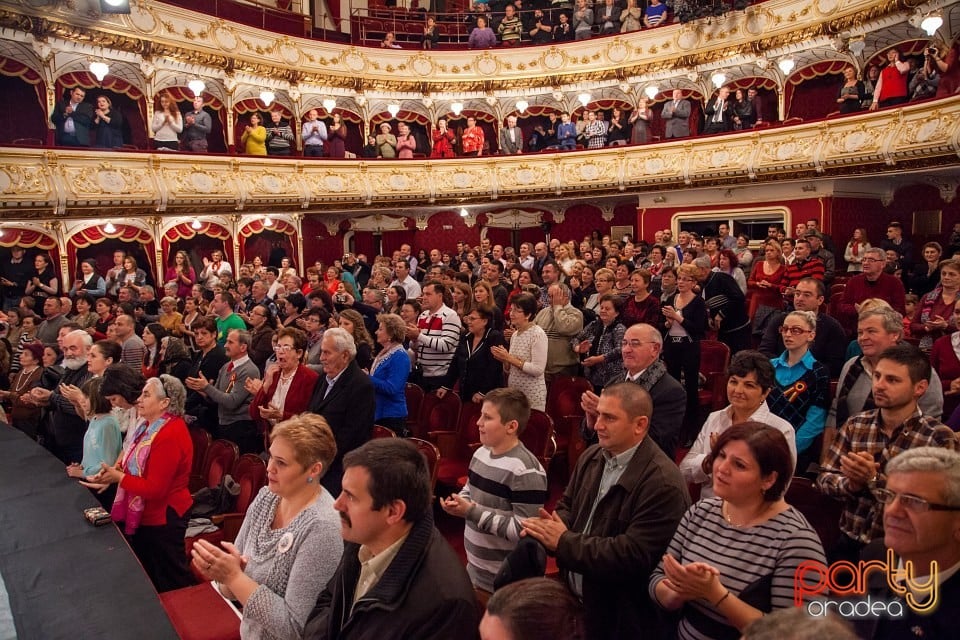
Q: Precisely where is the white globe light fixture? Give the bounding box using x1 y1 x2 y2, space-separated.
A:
778 58 795 75
191 219 202 230
644 85 659 100
516 99 528 113
577 92 592 107
89 61 110 82
450 102 464 116
260 90 275 106
711 72 727 88
387 104 401 118
322 98 337 113
921 11 943 36
188 79 206 97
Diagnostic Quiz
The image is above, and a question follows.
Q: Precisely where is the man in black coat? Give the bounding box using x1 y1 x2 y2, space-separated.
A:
303 439 478 640
308 327 375 496
581 322 686 460
50 87 94 147
696 256 751 354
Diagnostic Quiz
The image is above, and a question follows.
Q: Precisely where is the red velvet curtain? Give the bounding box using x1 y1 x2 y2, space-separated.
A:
0 58 46 144
56 71 148 149
785 61 848 121
238 218 297 265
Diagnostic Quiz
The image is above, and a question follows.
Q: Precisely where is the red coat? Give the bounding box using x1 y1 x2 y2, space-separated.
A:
250 364 320 433
118 416 193 526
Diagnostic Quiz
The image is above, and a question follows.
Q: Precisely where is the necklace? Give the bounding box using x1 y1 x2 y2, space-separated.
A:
13 367 38 393
278 369 296 384
722 500 768 528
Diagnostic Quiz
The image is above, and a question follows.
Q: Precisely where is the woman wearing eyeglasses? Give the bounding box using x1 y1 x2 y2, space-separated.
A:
765 310 830 475
247 303 278 373
572 293 626 392
247 327 319 440
369 313 411 437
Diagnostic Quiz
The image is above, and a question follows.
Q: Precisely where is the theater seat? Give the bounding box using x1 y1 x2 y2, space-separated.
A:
410 437 441 495
415 389 461 440
520 410 556 470
159 582 241 640
698 340 731 413
188 426 212 493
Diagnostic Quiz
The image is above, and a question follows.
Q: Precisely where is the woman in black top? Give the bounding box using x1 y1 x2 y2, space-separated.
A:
24 253 58 302
661 264 708 436
439 305 505 404
837 66 866 114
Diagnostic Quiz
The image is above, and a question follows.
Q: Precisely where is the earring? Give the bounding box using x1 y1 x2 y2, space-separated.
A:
307 476 313 484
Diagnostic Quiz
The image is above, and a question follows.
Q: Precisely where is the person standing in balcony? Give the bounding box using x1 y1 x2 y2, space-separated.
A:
92 95 124 149
396 122 417 159
266 110 294 156
151 91 182 151
621 0 642 32
583 110 606 149
553 12 574 41
241 113 267 156
376 123 397 158
573 0 593 40
837 66 866 114
181 95 211 153
327 113 347 159
870 47 910 110
703 86 734 134
468 15 497 48
598 0 621 34
431 117 456 158
661 89 691 139
499 115 523 155
461 117 485 157
497 4 523 46
301 109 328 157
51 86 94 148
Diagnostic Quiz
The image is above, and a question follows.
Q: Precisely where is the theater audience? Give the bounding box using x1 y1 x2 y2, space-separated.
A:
911 257 960 351
191 413 343 640
369 313 411 437
248 327 318 440
571 293 625 391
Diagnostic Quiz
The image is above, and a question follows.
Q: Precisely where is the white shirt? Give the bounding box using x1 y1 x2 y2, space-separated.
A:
679 401 797 499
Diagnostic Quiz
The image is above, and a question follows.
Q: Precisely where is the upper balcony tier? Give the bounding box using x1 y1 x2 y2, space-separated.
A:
1 0 952 94
1 95 957 219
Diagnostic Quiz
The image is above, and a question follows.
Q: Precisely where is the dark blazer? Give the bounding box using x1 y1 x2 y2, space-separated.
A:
50 97 95 146
184 346 229 431
303 512 478 640
661 98 691 138
703 96 735 132
443 328 505 400
555 438 690 640
308 360 375 496
596 370 686 460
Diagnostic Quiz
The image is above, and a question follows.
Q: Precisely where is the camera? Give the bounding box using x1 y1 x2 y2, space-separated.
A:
335 294 345 304
926 47 937 56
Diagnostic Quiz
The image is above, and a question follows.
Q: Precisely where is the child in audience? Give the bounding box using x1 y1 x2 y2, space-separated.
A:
440 387 548 599
66 376 122 508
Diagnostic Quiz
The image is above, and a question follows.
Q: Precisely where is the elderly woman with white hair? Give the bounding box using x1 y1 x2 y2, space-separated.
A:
85 374 195 592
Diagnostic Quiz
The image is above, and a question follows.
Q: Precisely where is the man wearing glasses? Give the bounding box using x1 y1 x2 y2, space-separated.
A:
580 322 685 459
857 447 960 639
817 343 958 565
837 247 907 324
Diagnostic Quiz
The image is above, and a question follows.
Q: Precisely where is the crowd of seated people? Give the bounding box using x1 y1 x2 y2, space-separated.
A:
2 217 959 636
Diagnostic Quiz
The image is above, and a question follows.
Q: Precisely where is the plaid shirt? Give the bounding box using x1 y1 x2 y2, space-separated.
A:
817 408 959 543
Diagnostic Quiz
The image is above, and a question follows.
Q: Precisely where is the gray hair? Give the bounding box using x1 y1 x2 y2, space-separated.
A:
886 447 960 506
786 310 817 331
693 256 712 270
742 607 858 640
365 287 387 305
230 329 252 348
141 285 155 296
631 322 663 348
323 327 357 359
858 307 904 334
149 375 187 416
553 282 572 300
863 247 885 261
67 329 93 348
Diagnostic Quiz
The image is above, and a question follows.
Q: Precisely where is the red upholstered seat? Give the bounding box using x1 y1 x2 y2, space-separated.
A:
188 426 212 493
433 399 481 489
520 409 556 470
405 383 425 434
198 439 239 492
159 582 241 640
415 389 461 440
372 424 398 438
698 340 731 413
409 437 441 494
546 375 592 474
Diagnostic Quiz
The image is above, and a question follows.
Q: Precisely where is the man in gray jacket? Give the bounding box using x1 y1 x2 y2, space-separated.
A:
182 96 212 152
186 328 261 454
661 89 691 139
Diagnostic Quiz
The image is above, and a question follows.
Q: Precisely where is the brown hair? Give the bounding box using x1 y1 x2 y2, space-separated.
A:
703 421 793 501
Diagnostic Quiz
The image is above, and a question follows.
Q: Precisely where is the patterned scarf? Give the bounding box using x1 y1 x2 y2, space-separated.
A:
633 358 668 391
111 413 173 535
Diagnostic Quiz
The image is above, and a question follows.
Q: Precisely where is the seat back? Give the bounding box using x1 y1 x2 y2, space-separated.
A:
457 400 483 449
784 476 843 554
232 454 268 515
546 375 592 443
372 424 398 438
699 340 731 377
521 410 556 469
202 439 239 490
188 426 212 492
409 437 441 494
405 383 425 432
416 390 461 439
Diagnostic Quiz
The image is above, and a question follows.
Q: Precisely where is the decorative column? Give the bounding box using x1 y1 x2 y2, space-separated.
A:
289 87 303 153
148 216 164 284
224 76 238 154
141 60 157 147
293 213 305 270
44 221 67 287
229 214 242 269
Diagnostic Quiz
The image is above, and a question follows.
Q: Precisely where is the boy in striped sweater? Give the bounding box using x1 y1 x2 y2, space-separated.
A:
440 387 548 596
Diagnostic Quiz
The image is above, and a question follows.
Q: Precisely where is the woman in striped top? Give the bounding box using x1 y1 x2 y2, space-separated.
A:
650 422 825 639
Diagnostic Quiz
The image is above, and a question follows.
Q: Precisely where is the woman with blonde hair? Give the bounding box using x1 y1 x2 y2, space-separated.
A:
191 413 343 639
370 313 411 436
473 280 504 331
452 281 475 320
747 240 787 326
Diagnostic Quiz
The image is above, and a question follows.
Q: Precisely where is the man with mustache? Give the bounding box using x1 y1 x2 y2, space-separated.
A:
303 439 477 639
